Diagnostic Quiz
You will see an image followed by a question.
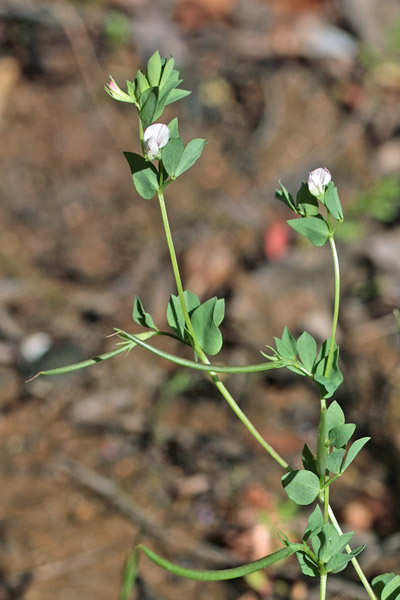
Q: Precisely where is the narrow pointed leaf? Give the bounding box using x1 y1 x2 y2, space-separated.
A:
146 51 162 86
324 182 343 220
175 138 206 177
164 88 191 106
133 296 156 329
341 437 370 472
276 180 296 212
297 331 317 372
160 56 175 88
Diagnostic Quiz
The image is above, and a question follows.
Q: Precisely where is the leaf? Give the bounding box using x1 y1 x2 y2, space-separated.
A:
341 437 370 472
159 56 175 88
162 137 185 177
326 448 346 474
302 444 318 476
304 505 324 541
164 87 191 106
313 339 343 398
126 80 136 100
324 182 343 220
168 117 180 138
325 400 345 432
136 69 150 95
123 152 159 200
297 331 317 372
281 470 320 505
296 551 319 577
372 574 398 598
329 423 356 448
191 297 225 355
287 216 330 247
296 182 320 217
133 296 156 329
313 524 340 563
146 50 162 86
167 291 200 341
327 545 365 574
274 327 297 360
174 138 206 177
275 180 296 212
140 89 158 128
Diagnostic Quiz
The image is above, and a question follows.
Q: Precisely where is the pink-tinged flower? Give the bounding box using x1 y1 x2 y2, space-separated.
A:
104 76 134 103
144 123 170 160
307 167 331 199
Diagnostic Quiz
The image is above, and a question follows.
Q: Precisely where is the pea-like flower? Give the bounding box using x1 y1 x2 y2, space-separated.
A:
104 76 134 103
144 123 170 160
307 167 331 199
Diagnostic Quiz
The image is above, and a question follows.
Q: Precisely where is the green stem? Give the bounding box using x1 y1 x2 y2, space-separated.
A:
324 235 340 378
320 573 327 600
328 505 377 600
157 190 290 471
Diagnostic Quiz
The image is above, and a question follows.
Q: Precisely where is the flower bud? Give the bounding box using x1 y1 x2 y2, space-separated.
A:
144 123 170 160
307 167 331 199
104 76 134 103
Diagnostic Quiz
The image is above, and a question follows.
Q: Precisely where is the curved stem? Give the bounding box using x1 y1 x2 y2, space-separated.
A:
324 235 340 377
157 190 290 471
328 505 377 600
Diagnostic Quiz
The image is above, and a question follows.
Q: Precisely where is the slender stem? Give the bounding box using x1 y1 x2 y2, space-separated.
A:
157 190 290 471
328 506 377 600
324 235 340 377
320 573 327 600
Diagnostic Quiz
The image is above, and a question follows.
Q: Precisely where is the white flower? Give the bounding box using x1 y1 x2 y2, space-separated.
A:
144 123 170 160
307 167 331 199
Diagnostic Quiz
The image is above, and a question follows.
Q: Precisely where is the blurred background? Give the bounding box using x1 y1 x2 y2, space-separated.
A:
0 0 400 599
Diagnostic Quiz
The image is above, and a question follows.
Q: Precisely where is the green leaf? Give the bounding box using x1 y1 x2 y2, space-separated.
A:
162 137 185 177
313 339 343 398
140 89 158 128
175 138 206 177
123 152 159 200
302 444 318 476
313 524 340 563
164 87 191 106
327 545 365 574
191 297 225 356
146 50 162 86
341 437 370 472
326 448 346 474
167 291 200 341
126 80 136 100
168 117 180 138
325 400 345 432
297 331 317 372
287 216 330 247
275 327 297 360
296 182 320 217
324 182 343 220
329 423 356 448
133 296 156 329
139 542 303 581
373 574 398 598
276 180 296 212
296 551 320 577
281 470 321 505
159 56 175 89
136 69 150 95
304 505 324 541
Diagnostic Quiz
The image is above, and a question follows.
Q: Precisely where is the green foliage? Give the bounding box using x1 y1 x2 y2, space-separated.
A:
296 182 320 217
167 291 225 355
162 136 206 179
132 296 156 329
281 507 364 578
372 573 400 600
123 152 159 199
268 329 343 398
130 52 190 127
324 183 343 220
281 470 321 505
287 216 330 247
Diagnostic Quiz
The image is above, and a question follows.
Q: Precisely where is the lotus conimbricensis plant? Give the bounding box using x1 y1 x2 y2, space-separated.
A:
32 52 398 600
